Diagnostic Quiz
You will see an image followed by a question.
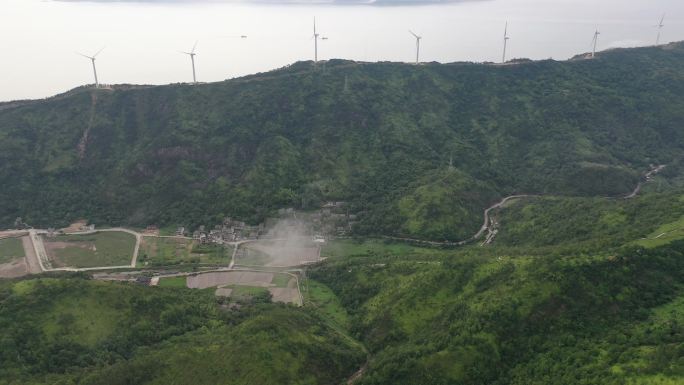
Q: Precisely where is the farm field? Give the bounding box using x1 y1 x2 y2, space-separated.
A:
163 271 300 304
43 231 135 268
238 240 320 267
157 276 187 288
0 237 25 264
0 237 28 278
138 237 232 267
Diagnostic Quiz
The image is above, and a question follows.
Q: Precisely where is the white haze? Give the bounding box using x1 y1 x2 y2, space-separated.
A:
1 0 683 101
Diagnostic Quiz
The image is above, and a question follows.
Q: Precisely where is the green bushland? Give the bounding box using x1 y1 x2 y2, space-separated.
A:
309 240 684 385
0 276 365 385
322 238 449 259
44 231 135 268
0 238 24 263
137 237 232 267
633 215 684 248
305 279 351 330
493 192 684 252
2 44 684 241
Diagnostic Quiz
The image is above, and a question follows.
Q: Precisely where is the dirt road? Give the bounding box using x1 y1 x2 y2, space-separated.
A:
22 236 42 274
625 164 666 199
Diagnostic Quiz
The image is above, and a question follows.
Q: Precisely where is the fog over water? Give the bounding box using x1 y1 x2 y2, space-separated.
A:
1 0 683 101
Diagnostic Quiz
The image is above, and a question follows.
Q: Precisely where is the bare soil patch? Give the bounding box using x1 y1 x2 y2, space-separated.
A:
0 258 27 278
215 287 233 297
268 287 300 305
244 240 321 267
0 230 28 240
61 220 89 233
186 271 275 289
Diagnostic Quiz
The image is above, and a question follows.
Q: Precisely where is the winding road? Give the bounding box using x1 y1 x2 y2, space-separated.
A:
16 165 667 272
385 164 667 247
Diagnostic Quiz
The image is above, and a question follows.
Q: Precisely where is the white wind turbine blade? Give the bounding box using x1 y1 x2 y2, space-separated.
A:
191 40 198 54
92 46 105 58
409 30 419 39
76 52 93 60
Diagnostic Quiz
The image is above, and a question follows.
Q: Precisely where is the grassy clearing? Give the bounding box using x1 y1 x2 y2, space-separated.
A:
633 216 684 248
271 273 293 288
0 237 25 264
306 279 350 329
158 276 188 288
229 285 269 299
42 292 122 347
45 231 135 268
138 237 233 267
322 239 448 259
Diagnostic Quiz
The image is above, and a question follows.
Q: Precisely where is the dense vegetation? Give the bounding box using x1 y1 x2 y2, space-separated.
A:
493 191 684 252
309 239 684 385
2 44 684 240
0 276 364 385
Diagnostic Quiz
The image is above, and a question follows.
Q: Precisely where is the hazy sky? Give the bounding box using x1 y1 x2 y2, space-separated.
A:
1 0 683 101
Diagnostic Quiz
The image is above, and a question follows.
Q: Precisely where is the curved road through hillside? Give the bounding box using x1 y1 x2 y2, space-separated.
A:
385 164 667 247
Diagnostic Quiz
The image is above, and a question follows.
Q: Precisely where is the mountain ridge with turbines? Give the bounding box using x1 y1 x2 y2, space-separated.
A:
0 42 683 242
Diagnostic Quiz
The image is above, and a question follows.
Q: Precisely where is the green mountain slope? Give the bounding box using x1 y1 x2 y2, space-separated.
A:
309 240 684 385
2 44 684 240
0 277 364 385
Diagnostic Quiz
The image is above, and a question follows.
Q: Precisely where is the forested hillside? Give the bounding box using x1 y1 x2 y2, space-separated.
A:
0 277 365 384
1 43 684 240
310 239 684 385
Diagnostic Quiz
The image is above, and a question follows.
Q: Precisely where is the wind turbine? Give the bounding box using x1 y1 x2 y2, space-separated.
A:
313 17 320 62
77 47 104 88
409 30 422 64
656 14 665 45
502 22 510 63
312 17 328 62
181 41 198 83
591 28 600 58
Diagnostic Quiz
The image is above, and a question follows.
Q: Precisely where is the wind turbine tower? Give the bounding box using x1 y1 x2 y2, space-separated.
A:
313 17 320 62
656 14 665 45
502 22 510 63
182 41 198 83
591 28 600 58
409 30 422 64
77 47 104 88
